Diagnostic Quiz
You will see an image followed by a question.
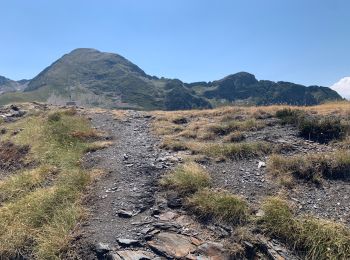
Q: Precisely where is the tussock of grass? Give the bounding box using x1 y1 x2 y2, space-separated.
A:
0 109 97 258
61 107 78 116
161 139 272 159
84 141 114 152
160 138 189 151
172 116 188 124
70 129 101 140
153 120 185 136
208 119 264 136
224 131 246 142
188 189 248 224
276 108 348 143
202 142 271 159
275 108 304 125
261 197 350 259
178 129 197 139
299 117 347 143
160 162 210 194
268 151 350 183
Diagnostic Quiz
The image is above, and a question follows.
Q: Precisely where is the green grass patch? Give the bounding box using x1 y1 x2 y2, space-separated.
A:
160 162 211 194
188 189 249 225
0 109 98 259
0 165 57 203
260 197 350 259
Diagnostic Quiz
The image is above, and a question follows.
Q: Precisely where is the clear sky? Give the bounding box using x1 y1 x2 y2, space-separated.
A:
0 0 349 88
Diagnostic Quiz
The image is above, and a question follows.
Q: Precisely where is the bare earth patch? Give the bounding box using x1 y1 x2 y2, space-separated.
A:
0 141 30 178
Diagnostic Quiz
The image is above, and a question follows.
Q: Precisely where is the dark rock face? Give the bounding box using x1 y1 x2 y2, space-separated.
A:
203 72 341 105
164 80 212 110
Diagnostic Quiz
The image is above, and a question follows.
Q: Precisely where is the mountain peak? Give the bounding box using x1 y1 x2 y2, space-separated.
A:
70 48 100 53
0 49 343 109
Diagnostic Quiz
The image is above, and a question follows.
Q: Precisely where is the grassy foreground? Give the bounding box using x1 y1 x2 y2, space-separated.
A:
0 108 102 259
161 162 350 259
268 151 350 184
261 197 350 259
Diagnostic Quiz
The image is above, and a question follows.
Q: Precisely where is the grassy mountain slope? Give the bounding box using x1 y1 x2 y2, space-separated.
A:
0 49 342 109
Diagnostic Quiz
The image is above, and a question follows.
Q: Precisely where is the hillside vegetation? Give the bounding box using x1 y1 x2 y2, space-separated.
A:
0 48 342 109
154 101 350 259
0 105 108 259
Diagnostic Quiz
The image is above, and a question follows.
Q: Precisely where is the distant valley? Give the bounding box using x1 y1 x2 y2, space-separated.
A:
0 48 342 110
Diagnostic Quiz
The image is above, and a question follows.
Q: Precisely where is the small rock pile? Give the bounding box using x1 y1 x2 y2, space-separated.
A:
0 104 26 122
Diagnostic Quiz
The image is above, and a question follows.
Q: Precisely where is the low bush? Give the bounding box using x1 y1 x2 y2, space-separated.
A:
275 108 304 125
0 141 30 171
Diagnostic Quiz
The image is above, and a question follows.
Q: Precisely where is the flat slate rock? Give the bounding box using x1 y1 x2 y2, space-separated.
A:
111 250 155 260
147 232 196 258
197 242 230 260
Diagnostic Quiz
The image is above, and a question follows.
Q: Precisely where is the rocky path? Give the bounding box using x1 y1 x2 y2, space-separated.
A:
73 110 299 260
74 111 232 259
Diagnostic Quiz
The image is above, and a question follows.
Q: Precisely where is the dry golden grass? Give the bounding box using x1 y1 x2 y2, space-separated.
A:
111 109 128 120
153 101 350 161
153 104 274 160
160 162 211 194
152 101 350 121
223 131 246 142
84 141 114 152
188 188 249 225
0 109 101 259
260 197 350 259
268 151 350 184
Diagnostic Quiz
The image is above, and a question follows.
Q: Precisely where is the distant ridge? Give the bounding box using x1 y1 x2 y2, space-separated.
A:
0 48 342 109
0 76 28 95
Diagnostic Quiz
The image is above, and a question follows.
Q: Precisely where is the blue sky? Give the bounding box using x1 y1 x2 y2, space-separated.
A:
0 0 349 88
